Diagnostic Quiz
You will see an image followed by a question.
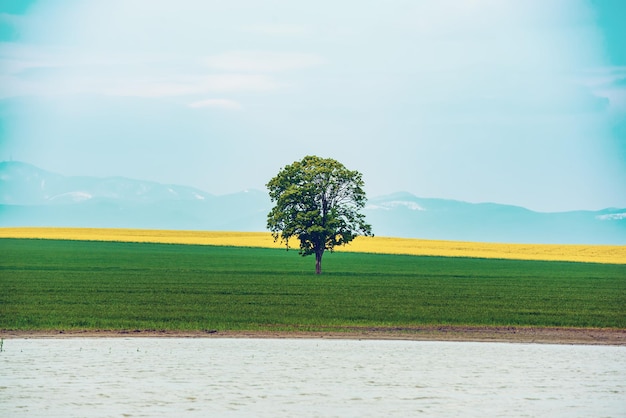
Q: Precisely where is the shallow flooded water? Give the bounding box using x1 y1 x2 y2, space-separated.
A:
1 338 625 417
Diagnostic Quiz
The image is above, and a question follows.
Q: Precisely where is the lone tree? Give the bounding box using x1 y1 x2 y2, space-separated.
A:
266 155 373 274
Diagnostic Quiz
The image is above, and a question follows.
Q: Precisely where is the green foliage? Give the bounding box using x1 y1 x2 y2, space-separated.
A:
1 238 625 331
266 155 372 273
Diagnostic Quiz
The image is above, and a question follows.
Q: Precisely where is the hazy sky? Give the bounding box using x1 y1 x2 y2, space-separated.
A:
1 0 625 212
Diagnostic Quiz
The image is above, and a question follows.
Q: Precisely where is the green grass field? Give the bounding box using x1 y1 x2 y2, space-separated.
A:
1 238 624 331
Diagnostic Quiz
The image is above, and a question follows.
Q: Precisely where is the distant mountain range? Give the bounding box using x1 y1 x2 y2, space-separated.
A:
1 161 625 244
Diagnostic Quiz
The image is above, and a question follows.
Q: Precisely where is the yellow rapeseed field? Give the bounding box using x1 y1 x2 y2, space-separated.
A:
1 227 624 264
343 236 626 264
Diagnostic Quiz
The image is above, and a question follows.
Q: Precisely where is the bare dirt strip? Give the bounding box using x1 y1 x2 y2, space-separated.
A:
2 326 625 346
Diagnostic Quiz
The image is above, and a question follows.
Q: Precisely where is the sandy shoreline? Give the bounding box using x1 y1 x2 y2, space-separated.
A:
2 326 625 346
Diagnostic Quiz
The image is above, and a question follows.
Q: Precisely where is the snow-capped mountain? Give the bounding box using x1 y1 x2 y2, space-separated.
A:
0 161 213 205
364 192 626 244
1 161 624 244
0 161 268 231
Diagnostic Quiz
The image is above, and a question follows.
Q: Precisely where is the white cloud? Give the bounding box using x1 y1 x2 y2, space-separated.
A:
240 24 311 36
204 51 324 73
0 42 283 98
0 42 68 74
104 74 279 98
574 66 626 89
200 74 279 91
574 67 626 114
0 72 280 99
0 42 173 75
188 99 243 110
596 87 626 114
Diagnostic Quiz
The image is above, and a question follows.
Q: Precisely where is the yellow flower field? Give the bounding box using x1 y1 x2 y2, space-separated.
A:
1 227 624 264
345 236 626 264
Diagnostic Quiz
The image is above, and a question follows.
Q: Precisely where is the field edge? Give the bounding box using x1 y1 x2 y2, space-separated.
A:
1 226 624 264
2 326 625 346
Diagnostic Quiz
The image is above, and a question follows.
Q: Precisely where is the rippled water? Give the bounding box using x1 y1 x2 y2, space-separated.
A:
1 338 625 417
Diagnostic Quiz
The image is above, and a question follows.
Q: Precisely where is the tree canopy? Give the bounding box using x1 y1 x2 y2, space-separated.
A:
266 155 373 274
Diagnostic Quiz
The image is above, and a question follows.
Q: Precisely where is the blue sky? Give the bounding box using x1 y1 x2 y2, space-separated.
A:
1 0 624 212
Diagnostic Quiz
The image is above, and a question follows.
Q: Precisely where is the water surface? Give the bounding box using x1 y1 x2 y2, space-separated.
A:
1 338 625 417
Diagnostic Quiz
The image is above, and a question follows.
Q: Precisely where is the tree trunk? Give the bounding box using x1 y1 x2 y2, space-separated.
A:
315 249 324 274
